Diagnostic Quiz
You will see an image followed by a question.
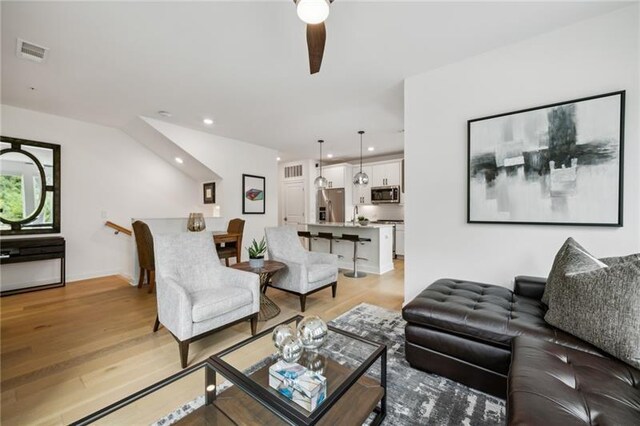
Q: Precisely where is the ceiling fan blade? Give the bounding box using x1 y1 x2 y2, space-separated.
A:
306 22 326 74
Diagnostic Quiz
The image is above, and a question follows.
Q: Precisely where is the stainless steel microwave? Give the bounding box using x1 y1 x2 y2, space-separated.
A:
371 186 400 204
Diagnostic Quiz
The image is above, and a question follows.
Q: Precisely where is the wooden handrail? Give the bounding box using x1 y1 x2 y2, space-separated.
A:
105 221 132 236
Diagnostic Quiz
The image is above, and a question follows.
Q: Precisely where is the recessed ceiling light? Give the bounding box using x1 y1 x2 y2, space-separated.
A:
276 157 281 161
368 147 375 152
175 157 184 164
327 154 333 158
203 118 214 126
158 110 172 117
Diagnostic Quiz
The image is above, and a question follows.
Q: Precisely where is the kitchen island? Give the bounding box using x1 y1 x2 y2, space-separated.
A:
304 222 394 275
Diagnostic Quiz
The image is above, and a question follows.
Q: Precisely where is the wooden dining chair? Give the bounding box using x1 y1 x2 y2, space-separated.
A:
216 218 245 266
132 220 156 293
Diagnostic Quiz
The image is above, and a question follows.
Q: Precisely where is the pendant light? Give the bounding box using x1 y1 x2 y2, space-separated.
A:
314 139 328 189
353 130 369 185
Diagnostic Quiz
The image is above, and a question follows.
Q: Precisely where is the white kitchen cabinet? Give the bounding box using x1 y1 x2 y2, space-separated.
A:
370 161 402 188
395 224 405 256
321 165 345 189
352 165 372 205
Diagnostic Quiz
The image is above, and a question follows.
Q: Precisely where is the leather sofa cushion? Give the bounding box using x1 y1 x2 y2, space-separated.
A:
508 336 640 425
403 279 596 352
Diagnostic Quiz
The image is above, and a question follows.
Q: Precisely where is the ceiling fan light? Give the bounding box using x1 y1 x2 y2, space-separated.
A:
297 0 330 25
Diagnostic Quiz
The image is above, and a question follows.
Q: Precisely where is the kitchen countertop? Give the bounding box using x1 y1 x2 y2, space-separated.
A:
305 222 394 228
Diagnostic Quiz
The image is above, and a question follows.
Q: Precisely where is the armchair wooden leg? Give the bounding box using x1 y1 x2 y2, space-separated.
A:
225 258 230 267
153 315 160 332
331 282 337 298
250 314 258 336
137 269 145 288
179 341 189 369
147 270 156 294
299 294 307 312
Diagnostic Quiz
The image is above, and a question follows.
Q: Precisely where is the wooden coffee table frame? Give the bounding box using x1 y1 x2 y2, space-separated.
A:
210 315 387 426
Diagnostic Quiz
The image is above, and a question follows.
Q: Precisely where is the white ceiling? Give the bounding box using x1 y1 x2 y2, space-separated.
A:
1 1 629 161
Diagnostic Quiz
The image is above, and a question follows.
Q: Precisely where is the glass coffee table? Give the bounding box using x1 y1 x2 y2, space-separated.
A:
72 315 386 426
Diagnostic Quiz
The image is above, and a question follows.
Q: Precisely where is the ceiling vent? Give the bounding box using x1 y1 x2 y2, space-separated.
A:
16 38 49 63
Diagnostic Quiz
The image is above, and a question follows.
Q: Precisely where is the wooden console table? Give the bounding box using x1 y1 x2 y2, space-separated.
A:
0 237 66 297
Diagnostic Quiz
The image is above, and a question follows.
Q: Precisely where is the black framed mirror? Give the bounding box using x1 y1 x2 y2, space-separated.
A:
0 136 61 235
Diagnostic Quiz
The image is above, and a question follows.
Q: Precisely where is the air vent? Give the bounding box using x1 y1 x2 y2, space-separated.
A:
284 164 303 179
16 38 49 63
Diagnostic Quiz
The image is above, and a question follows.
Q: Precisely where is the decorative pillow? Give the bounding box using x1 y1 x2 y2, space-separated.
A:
600 253 640 266
542 237 607 305
544 260 640 369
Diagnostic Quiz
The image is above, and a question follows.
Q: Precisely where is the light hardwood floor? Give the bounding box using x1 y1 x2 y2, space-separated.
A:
1 261 404 425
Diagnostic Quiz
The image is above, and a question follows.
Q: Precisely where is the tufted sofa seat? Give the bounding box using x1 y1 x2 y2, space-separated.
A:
508 336 640 425
403 277 598 398
403 276 640 424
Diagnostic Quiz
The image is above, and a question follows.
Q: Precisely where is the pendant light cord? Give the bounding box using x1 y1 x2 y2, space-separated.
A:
358 130 365 173
318 140 323 176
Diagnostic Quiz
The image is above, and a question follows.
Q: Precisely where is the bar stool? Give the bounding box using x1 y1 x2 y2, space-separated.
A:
341 234 371 278
317 232 336 253
297 231 314 250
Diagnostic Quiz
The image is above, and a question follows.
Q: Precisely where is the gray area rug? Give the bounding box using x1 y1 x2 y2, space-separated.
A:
155 303 505 425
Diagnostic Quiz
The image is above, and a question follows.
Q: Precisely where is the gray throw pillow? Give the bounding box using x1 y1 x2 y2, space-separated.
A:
542 237 607 305
544 260 640 369
600 253 640 266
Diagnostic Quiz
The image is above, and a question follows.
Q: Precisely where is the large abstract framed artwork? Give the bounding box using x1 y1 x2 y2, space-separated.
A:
242 174 265 214
468 91 625 226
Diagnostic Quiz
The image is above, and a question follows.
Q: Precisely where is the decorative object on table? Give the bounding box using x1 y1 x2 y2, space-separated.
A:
357 215 369 226
297 315 328 349
186 213 206 232
203 182 216 204
268 360 327 412
313 140 328 189
279 335 304 363
242 174 265 214
272 324 295 351
299 351 326 375
352 130 370 186
468 91 625 226
247 237 267 268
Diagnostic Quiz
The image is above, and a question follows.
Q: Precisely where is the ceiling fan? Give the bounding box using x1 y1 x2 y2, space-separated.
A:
293 0 334 74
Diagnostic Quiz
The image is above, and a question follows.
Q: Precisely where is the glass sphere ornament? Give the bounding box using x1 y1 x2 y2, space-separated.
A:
297 315 328 350
353 171 369 186
272 325 295 351
280 336 304 364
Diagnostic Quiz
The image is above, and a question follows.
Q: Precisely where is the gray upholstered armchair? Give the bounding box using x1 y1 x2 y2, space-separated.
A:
153 231 259 368
264 226 338 311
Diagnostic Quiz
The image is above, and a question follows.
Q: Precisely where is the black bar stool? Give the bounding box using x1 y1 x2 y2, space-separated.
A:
341 234 371 278
317 232 336 253
297 231 314 251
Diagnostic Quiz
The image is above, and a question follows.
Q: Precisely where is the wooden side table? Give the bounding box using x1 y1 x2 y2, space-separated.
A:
230 260 286 321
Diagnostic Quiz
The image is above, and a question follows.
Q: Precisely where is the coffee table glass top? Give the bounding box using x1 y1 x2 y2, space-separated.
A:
210 315 385 424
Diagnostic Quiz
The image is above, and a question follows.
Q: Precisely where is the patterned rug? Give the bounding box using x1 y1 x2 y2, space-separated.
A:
155 303 506 425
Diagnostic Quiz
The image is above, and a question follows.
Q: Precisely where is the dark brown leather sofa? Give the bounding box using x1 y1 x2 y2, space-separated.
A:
403 277 640 424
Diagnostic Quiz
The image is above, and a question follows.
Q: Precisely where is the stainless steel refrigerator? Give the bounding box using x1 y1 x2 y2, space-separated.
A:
316 188 345 223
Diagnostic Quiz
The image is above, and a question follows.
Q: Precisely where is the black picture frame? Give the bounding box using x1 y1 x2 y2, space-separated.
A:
203 182 215 204
242 174 265 215
0 136 61 235
467 91 625 227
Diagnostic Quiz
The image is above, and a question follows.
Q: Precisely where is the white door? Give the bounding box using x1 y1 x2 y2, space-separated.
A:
283 181 305 229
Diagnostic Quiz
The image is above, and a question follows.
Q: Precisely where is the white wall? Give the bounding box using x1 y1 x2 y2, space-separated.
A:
0 105 201 290
142 118 279 253
404 6 640 302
